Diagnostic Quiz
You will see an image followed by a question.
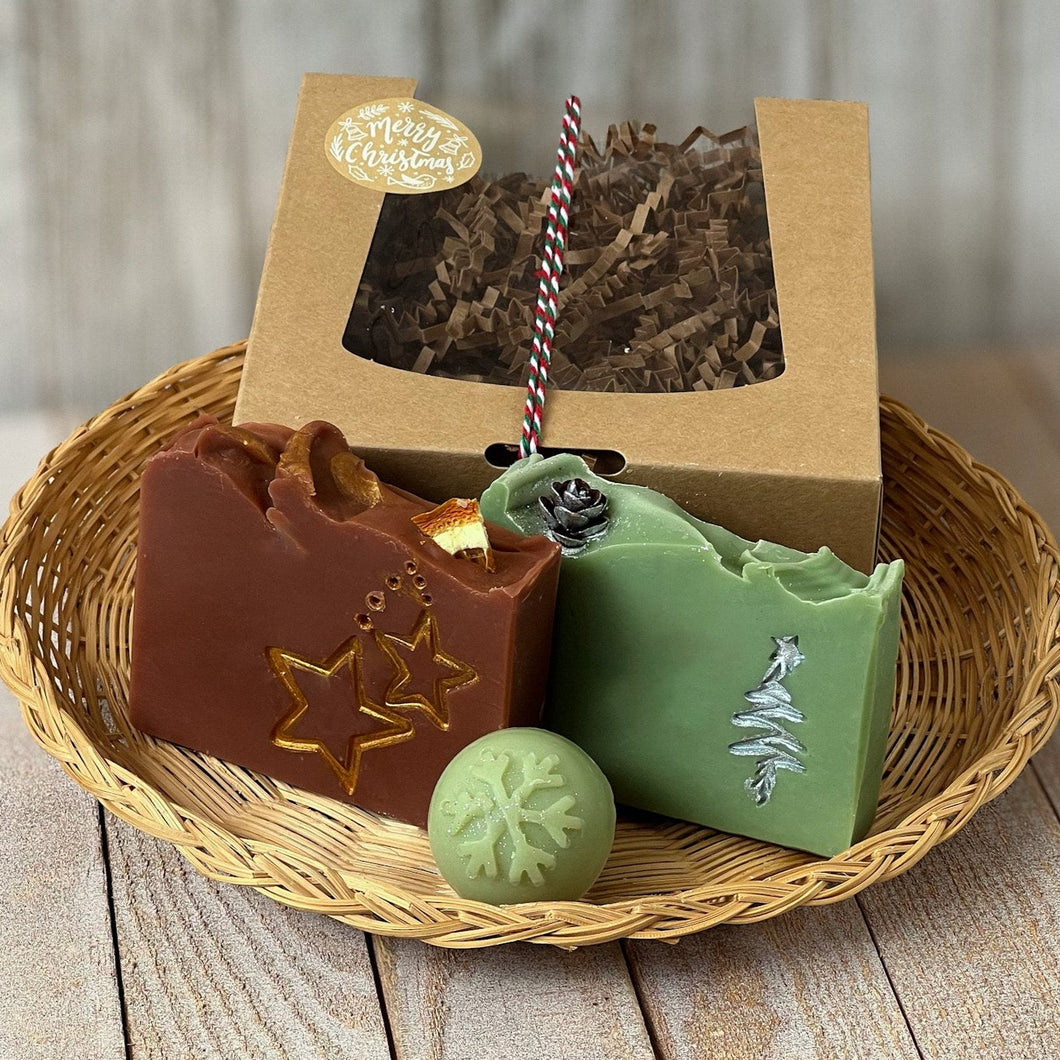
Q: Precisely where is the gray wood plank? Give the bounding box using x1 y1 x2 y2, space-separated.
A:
879 348 1060 532
1008 5 1060 341
0 3 34 412
373 935 655 1060
858 775 1060 1059
0 709 126 1060
825 1 1007 351
231 0 433 305
425 0 819 174
625 903 919 1060
1008 347 1060 528
627 0 824 134
105 816 393 1060
21 0 252 412
0 410 82 501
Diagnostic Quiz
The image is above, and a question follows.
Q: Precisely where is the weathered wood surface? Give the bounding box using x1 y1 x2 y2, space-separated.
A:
625 903 920 1060
879 349 1060 533
0 710 126 1060
4 1 1060 414
858 777 1060 1060
17 0 251 412
105 817 393 1060
0 414 125 1060
374 937 656 1060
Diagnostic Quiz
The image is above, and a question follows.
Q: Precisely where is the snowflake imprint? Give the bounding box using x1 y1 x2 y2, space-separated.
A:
442 749 583 886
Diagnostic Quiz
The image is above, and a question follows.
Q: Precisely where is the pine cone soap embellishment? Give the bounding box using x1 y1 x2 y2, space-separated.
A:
539 478 609 553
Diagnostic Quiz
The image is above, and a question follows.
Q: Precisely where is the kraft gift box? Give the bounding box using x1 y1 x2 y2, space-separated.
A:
235 75 884 573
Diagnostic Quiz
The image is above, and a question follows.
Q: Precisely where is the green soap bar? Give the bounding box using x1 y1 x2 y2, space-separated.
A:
480 454 904 857
428 728 616 904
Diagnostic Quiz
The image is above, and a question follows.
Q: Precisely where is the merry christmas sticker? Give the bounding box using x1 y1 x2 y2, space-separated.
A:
324 97 482 194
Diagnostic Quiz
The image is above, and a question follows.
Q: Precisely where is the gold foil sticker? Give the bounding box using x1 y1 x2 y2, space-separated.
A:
324 97 482 194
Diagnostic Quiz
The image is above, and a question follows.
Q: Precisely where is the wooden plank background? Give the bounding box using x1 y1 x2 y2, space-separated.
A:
2 0 1058 415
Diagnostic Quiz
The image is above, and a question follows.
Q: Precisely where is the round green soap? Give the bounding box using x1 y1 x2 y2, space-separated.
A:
428 728 616 904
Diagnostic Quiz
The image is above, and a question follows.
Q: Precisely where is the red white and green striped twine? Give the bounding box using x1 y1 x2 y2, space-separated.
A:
519 95 581 458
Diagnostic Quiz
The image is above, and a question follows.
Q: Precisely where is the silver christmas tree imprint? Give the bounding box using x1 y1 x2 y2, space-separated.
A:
729 636 807 805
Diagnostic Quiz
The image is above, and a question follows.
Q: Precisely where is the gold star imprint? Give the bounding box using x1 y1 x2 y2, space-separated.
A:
375 610 478 730
267 637 414 795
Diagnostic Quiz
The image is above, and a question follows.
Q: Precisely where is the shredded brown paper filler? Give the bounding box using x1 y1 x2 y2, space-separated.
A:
343 122 783 393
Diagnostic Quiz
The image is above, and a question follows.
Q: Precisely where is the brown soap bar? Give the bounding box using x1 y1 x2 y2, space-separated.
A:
128 418 561 827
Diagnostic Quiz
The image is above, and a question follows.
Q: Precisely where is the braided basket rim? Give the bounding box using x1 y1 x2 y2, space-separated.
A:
3 341 1059 948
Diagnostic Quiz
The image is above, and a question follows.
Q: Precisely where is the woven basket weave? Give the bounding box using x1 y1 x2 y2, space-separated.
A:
3 341 1059 948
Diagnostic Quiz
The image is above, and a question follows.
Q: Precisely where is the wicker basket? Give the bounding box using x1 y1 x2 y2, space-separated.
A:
2 341 1059 948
